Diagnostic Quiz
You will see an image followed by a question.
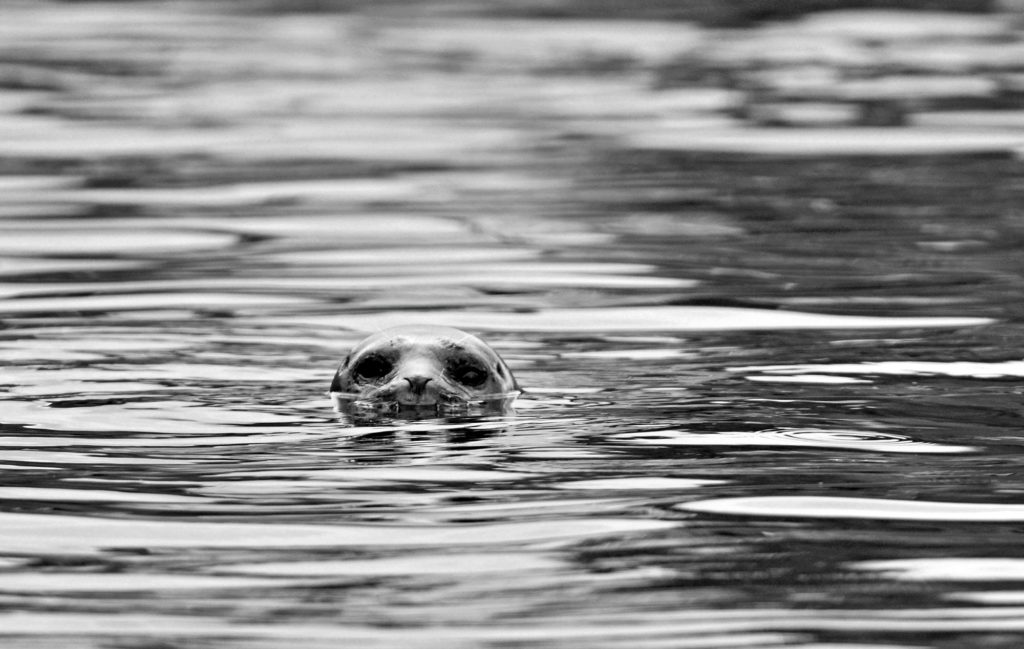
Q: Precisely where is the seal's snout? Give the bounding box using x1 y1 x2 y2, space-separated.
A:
391 356 443 405
404 375 432 394
392 373 441 406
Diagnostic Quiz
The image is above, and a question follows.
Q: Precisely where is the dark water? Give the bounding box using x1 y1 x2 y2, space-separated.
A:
4 2 1024 648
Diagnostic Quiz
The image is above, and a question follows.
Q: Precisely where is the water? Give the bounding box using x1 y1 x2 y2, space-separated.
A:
3 2 1024 647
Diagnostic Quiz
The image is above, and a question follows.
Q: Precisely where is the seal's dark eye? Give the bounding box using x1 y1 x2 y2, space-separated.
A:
450 363 488 387
352 355 393 381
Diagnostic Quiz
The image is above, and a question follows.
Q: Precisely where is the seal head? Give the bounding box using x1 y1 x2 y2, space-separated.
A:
330 325 518 414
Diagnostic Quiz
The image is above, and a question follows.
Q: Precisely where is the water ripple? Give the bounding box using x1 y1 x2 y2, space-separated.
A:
733 360 1024 380
557 477 725 490
276 306 993 333
0 512 677 555
854 558 1024 581
0 606 1020 645
611 428 972 454
0 573 316 594
0 400 312 435
222 552 563 577
680 496 1024 521
0 228 240 255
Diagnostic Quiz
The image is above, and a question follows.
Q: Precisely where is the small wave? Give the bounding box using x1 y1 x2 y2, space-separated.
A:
0 487 202 504
854 558 1024 581
0 511 677 555
557 477 725 490
0 573 320 594
0 228 239 255
220 551 562 577
0 292 317 314
0 400 306 435
612 428 973 454
561 348 695 360
680 496 1024 522
744 374 871 384
269 306 993 333
732 360 1024 380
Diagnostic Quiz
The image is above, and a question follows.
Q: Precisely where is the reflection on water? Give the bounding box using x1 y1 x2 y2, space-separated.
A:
3 1 1024 647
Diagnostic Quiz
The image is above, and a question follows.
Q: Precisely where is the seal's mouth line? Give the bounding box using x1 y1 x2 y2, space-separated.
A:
330 390 521 402
330 391 520 420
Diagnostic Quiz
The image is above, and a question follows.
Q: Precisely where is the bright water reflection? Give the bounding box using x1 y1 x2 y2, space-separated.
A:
4 2 1024 648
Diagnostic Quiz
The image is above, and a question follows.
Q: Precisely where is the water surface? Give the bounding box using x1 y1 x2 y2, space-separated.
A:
3 2 1024 648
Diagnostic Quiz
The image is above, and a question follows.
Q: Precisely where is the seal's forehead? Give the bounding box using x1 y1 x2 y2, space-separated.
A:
350 325 492 357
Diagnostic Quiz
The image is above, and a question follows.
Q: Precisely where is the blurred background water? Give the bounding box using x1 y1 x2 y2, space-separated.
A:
4 1 1024 647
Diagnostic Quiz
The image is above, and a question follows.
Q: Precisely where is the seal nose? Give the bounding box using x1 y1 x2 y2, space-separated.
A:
404 376 432 395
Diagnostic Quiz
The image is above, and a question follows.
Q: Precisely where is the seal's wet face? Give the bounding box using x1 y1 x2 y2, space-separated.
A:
330 325 518 415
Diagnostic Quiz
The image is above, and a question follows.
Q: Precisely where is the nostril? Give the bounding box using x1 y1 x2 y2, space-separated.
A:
404 376 432 394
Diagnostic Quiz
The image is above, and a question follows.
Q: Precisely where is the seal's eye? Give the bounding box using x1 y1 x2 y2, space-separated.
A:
450 362 488 388
352 355 393 381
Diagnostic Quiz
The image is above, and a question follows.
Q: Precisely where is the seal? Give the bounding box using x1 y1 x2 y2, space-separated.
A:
330 325 519 414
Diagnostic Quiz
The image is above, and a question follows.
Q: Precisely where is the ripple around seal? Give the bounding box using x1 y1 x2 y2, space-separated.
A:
0 512 677 555
679 496 1024 522
611 429 974 454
